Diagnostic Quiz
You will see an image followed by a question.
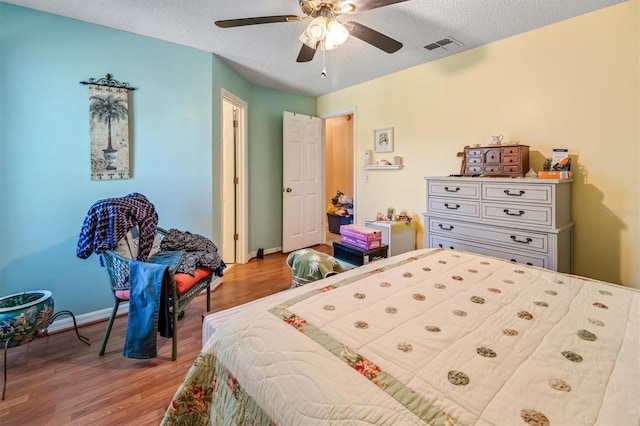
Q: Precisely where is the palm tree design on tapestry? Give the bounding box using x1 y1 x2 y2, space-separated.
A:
90 93 128 170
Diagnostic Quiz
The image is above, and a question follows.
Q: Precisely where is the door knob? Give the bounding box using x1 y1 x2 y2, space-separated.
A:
284 187 292 193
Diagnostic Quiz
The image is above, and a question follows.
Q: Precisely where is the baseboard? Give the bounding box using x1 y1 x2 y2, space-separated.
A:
247 247 281 261
47 305 128 334
47 277 224 334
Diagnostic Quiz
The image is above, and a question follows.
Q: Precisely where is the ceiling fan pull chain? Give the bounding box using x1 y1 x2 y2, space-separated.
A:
321 46 327 78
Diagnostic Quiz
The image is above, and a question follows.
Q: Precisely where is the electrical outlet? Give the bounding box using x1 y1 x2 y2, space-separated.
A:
365 175 370 183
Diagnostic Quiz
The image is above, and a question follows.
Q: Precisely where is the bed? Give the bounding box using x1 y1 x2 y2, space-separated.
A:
162 248 639 425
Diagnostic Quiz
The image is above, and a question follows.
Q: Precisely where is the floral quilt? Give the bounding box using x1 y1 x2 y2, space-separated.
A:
162 248 639 425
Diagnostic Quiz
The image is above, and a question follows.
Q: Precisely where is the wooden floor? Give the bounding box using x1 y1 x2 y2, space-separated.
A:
0 244 332 426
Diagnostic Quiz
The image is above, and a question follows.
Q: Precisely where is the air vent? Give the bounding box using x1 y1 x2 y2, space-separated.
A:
424 37 463 52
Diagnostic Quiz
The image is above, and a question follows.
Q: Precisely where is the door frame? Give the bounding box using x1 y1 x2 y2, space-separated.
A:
221 89 248 264
320 108 357 243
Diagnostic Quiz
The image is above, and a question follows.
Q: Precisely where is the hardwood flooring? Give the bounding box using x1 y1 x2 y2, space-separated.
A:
0 244 332 426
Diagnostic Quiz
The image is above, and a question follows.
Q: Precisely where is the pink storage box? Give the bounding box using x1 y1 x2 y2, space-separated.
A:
340 235 382 250
339 224 382 242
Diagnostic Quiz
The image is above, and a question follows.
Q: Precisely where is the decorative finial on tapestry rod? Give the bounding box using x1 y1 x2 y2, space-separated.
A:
79 73 137 90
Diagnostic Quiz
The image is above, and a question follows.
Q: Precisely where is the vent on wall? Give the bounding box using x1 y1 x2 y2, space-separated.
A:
424 37 463 52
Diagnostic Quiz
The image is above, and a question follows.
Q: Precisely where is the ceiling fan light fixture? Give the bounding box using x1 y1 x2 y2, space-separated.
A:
326 20 349 46
300 16 328 48
338 2 356 14
300 16 349 51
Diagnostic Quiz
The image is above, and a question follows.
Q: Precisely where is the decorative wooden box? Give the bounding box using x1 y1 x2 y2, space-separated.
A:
464 144 529 177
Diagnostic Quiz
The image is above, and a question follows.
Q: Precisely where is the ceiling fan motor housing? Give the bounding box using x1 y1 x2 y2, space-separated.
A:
299 1 355 18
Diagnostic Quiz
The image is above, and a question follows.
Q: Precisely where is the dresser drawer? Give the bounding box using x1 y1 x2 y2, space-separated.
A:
502 164 523 174
502 146 523 155
502 155 521 165
428 198 480 218
467 156 483 165
483 183 553 204
484 148 501 164
482 202 553 227
428 180 480 199
428 218 548 252
428 236 546 268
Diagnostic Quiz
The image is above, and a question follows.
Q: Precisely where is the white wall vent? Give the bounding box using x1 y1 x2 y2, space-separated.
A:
424 37 463 52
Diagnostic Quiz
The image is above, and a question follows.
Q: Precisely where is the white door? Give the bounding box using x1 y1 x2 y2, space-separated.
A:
282 111 324 253
221 99 237 263
221 91 248 264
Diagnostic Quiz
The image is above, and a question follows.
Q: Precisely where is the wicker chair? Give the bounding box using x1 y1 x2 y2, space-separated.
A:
99 227 213 361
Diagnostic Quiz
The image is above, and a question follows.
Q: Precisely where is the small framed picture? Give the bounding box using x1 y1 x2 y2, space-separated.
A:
374 127 394 153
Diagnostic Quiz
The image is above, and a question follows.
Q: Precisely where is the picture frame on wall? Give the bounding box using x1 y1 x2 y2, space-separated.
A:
80 74 136 180
374 127 394 153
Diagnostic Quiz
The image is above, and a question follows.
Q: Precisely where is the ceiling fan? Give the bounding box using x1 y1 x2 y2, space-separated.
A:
215 0 408 63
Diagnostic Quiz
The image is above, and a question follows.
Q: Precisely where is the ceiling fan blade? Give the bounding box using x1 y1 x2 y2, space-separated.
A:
296 43 318 63
353 0 409 13
215 15 302 28
346 21 403 53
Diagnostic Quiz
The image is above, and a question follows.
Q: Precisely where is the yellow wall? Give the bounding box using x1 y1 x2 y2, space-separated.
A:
318 1 639 288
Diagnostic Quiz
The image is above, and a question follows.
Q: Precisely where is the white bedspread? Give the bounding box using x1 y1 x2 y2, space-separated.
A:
164 248 640 425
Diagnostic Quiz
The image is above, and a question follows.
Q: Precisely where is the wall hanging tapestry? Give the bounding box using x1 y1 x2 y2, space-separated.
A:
81 74 136 180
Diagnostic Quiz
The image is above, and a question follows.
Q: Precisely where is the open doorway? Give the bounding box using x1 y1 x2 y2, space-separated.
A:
221 90 248 264
324 113 355 244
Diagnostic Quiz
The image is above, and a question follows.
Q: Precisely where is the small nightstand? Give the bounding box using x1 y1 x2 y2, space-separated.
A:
363 220 416 257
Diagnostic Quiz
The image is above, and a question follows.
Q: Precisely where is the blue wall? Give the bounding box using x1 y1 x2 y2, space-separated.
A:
0 3 316 316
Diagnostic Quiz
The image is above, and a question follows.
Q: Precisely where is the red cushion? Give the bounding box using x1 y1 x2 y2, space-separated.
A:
175 267 212 294
115 289 130 300
113 268 212 300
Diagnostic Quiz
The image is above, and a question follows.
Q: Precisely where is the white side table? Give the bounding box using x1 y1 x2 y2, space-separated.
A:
363 220 416 257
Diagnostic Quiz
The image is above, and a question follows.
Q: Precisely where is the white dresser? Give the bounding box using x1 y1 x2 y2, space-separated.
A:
423 176 573 272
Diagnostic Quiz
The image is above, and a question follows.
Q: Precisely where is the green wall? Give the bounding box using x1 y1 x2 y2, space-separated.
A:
210 58 316 253
0 3 316 318
248 86 317 249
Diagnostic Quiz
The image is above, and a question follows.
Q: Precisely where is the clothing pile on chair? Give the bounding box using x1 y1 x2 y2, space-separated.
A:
160 229 225 276
76 193 225 275
76 193 225 359
76 192 158 261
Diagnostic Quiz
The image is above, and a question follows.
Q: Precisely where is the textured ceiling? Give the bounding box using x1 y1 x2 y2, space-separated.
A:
4 0 627 97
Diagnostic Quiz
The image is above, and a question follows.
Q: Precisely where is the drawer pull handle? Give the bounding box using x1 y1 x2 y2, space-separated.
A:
444 186 460 192
504 189 525 196
510 236 533 244
444 203 461 210
504 209 525 216
439 224 455 231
